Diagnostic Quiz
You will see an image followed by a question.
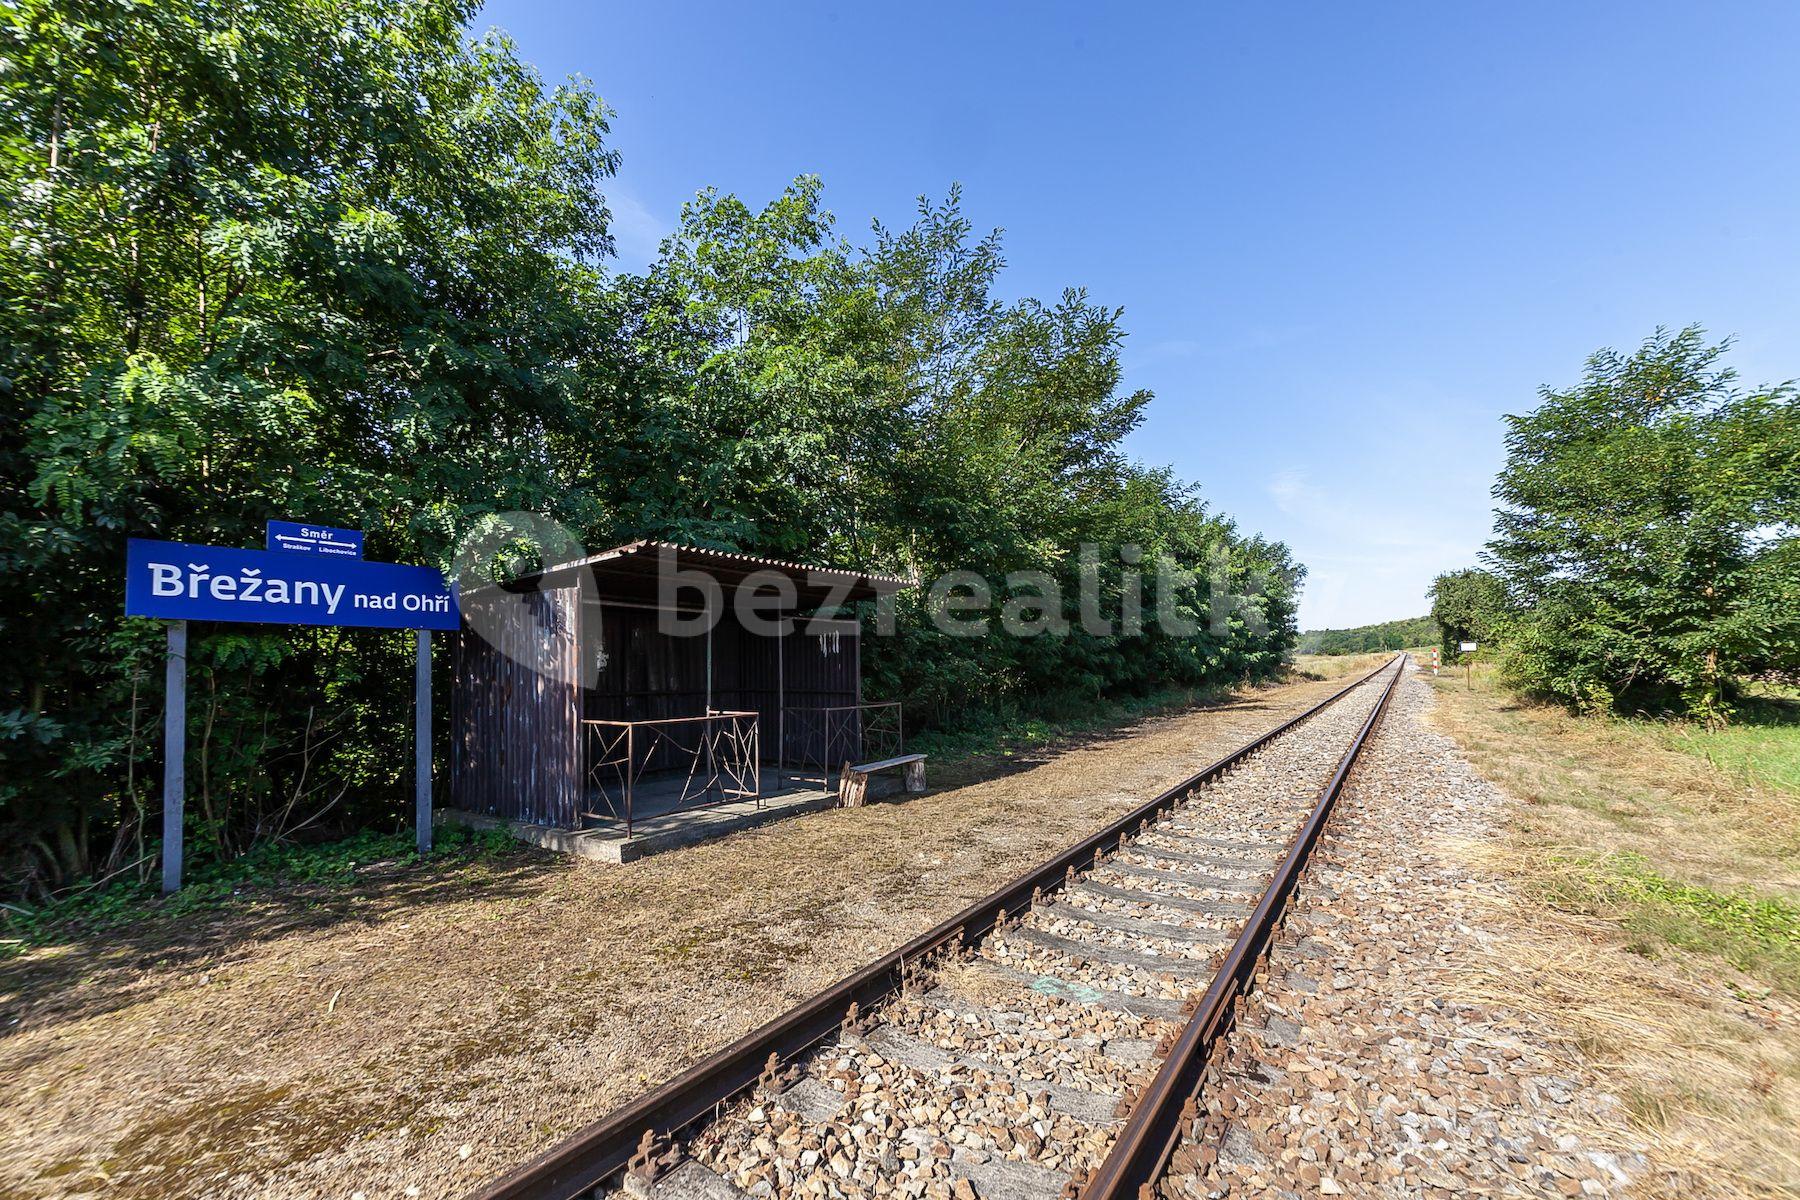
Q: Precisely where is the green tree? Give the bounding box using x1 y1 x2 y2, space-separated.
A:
602 181 1303 726
1296 616 1435 656
1485 327 1800 719
1 0 621 892
0 1 1304 900
1427 569 1507 661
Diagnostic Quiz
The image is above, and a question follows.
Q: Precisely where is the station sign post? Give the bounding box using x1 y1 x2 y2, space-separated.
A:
1459 640 1479 689
126 535 458 892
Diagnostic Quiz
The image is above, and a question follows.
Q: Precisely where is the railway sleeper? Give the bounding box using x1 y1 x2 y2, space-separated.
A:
1015 913 1224 971
857 1025 1123 1126
895 993 1163 1084
1029 901 1234 949
1065 879 1251 922
997 926 1223 980
1121 842 1278 875
896 993 1152 1072
1121 832 1274 855
1021 908 1229 966
909 984 1161 1062
1091 860 1264 899
970 962 1192 1023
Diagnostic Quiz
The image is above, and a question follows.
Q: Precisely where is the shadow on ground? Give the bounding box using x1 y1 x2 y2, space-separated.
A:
0 849 561 1031
930 694 1290 790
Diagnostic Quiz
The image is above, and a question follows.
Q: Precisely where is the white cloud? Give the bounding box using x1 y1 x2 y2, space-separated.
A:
1265 467 1482 629
607 184 670 271
1267 468 1319 516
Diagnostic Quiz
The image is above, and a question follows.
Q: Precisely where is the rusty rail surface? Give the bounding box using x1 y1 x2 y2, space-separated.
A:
1083 653 1405 1200
468 657 1402 1200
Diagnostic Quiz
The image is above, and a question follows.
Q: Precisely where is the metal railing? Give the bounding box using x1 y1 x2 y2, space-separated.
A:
776 700 902 787
583 711 762 839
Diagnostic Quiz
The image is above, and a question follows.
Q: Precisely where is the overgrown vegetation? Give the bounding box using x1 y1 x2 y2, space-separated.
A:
1426 568 1506 662
1425 664 1800 1194
0 0 1299 898
1295 615 1434 655
1543 850 1800 992
1449 327 1798 720
1661 688 1800 796
1428 664 1800 993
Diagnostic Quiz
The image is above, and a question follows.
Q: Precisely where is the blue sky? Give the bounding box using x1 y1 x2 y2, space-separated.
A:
478 1 1800 628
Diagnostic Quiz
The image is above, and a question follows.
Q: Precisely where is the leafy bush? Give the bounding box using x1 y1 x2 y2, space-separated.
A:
1427 568 1507 662
0 1 1299 897
1484 328 1799 719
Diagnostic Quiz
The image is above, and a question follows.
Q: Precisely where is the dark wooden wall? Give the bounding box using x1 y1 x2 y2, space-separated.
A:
450 591 863 829
581 603 713 774
449 586 581 828
582 605 860 769
733 618 861 766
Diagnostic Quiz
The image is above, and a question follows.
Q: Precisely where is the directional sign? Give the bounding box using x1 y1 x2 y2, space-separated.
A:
267 519 363 558
126 539 456 630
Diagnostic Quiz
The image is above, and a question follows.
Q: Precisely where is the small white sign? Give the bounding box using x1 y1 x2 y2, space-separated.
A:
1459 640 1478 652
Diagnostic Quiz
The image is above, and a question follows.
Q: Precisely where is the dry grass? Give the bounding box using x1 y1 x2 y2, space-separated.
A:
0 670 1354 1200
1289 650 1397 682
1425 668 1800 1199
1429 667 1800 898
928 956 1036 1009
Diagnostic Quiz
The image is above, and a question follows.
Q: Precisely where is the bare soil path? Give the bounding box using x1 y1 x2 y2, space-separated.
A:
0 665 1379 1200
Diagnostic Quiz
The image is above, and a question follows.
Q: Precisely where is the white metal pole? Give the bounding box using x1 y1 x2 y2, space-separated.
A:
416 629 432 854
162 621 187 894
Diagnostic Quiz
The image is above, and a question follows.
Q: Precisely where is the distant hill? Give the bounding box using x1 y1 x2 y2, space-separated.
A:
1297 615 1436 656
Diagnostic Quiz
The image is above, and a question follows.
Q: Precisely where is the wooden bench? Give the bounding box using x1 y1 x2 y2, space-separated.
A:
839 753 927 807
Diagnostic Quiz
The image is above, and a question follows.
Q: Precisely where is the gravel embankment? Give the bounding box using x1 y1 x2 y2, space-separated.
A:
681 667 1403 1200
1162 667 1645 1199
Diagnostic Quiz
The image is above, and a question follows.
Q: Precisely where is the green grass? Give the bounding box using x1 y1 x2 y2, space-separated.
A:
1660 693 1800 797
0 824 521 959
1428 666 1800 995
1542 849 1800 993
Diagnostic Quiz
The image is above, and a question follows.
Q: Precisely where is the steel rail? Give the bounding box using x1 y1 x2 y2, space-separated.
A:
468 657 1400 1200
1081 654 1406 1200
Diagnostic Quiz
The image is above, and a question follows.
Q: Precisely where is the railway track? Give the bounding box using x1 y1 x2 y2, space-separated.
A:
472 656 1406 1200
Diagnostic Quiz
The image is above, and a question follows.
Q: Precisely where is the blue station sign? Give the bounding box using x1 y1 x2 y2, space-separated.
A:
126 539 458 630
267 519 364 558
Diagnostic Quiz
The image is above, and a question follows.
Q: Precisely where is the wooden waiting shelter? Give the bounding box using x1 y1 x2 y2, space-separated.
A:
448 541 914 848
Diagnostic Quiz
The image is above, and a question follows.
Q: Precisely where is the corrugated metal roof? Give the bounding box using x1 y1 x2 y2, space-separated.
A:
460 539 916 602
588 540 916 587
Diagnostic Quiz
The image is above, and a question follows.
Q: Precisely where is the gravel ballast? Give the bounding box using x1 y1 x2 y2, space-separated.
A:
674 668 1405 1200
1161 666 1646 1199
